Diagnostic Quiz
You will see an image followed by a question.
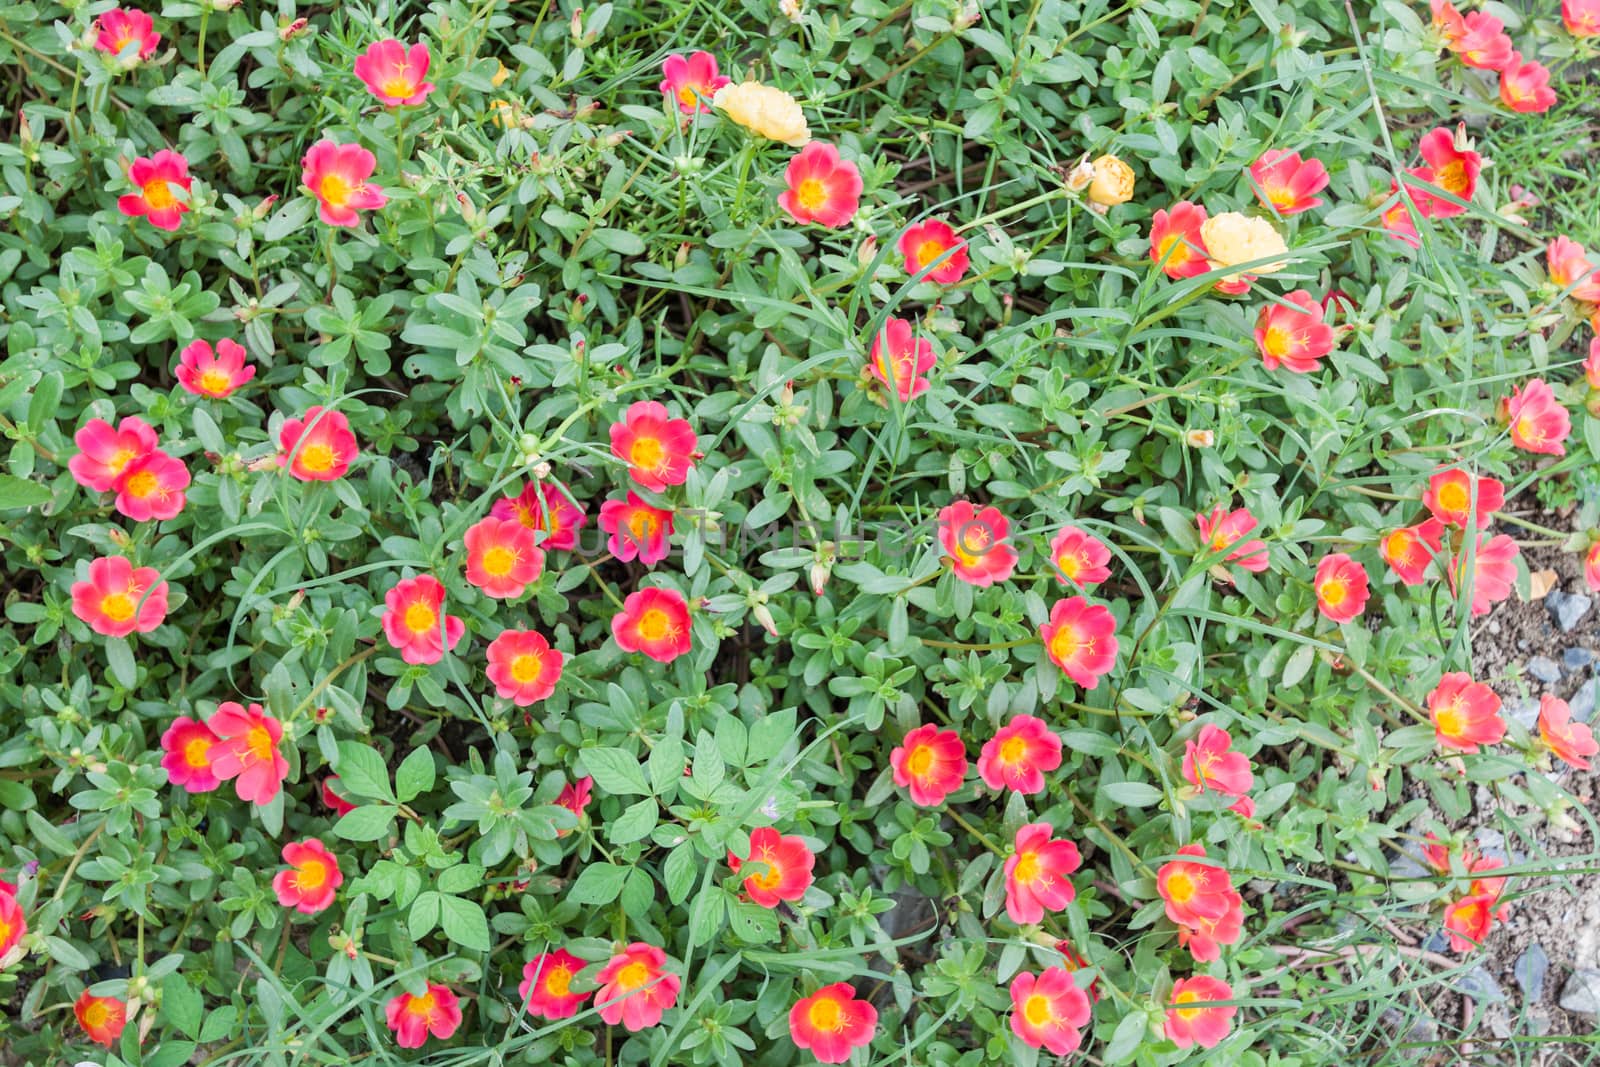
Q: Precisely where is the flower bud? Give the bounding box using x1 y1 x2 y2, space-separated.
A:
1185 429 1215 448
1086 154 1135 210
278 16 309 40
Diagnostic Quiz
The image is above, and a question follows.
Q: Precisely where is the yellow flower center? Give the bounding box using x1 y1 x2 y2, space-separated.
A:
1434 701 1466 738
299 442 336 473
795 178 828 212
82 1000 109 1028
749 854 784 891
405 602 438 635
1320 578 1348 606
1012 850 1041 883
627 511 659 539
482 545 517 577
1158 234 1192 267
184 737 211 768
143 179 178 210
246 725 275 764
319 173 353 208
545 965 573 997
1435 160 1468 196
1049 625 1083 665
999 736 1027 765
807 995 844 1032
1173 989 1202 1021
906 745 934 778
510 654 543 684
677 85 701 108
1437 481 1468 514
629 436 665 471
199 367 234 396
1263 325 1291 357
125 469 159 499
616 961 651 991
1269 187 1298 210
407 991 437 1019
1165 871 1195 903
636 608 671 642
1056 552 1082 579
915 240 946 270
381 75 415 100
100 592 136 623
1023 993 1055 1027
295 858 327 890
1514 416 1541 444
109 448 136 474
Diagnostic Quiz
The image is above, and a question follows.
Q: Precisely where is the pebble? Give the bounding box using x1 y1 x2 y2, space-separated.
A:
1564 647 1595 673
1547 590 1594 632
1527 656 1561 684
1515 943 1549 1001
1378 1006 1439 1045
1456 965 1507 1003
1572 678 1598 724
1504 697 1540 731
1559 968 1600 1016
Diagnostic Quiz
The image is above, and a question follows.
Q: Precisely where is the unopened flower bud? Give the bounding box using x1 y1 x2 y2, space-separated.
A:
1185 429 1215 448
279 16 309 40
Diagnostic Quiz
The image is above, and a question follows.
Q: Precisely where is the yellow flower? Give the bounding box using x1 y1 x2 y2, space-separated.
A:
1087 154 1135 209
492 61 512 88
712 81 810 147
1198 212 1288 283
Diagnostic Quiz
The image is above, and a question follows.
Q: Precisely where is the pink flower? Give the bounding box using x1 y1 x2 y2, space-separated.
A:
71 555 168 637
867 317 936 403
272 838 342 914
160 716 222 793
1539 693 1598 770
176 338 256 399
889 724 967 806
113 449 189 522
1381 519 1446 586
490 482 587 551
778 143 863 228
520 949 590 1020
659 51 729 115
1502 378 1571 456
937 500 1018 587
612 586 692 663
117 151 191 231
1423 468 1504 529
1313 553 1370 623
1566 0 1600 36
978 715 1062 795
1403 126 1482 219
1003 822 1081 925
1165 976 1236 1049
1254 290 1336 373
68 416 158 493
207 701 290 805
1381 186 1422 248
95 8 160 62
1548 236 1600 303
728 827 815 908
1196 505 1269 572
1039 596 1119 689
485 629 564 706
1499 53 1557 113
898 219 969 284
382 575 466 664
1008 968 1092 1056
385 984 463 1048
1427 672 1505 752
278 406 358 481
598 492 674 564
1452 11 1515 70
788 983 877 1064
353 39 435 107
463 516 544 599
1182 724 1254 797
1047 525 1112 588
301 139 387 227
609 401 698 492
1447 533 1519 617
322 776 355 815
595 943 680 1031
1248 149 1329 215
1587 541 1600 594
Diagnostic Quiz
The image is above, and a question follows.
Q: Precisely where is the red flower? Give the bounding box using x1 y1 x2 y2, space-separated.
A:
867 317 936 403
117 150 191 231
385 983 463 1048
113 449 189 522
161 716 222 793
490 481 587 551
1443 892 1506 952
68 416 158 493
1446 532 1519 617
659 51 729 115
1566 0 1600 35
1248 150 1330 215
788 983 877 1064
1181 724 1254 797
272 838 342 914
599 492 674 565
353 38 435 107
1548 236 1600 302
978 715 1061 795
382 575 466 664
1148 201 1211 280
1196 505 1269 572
1422 468 1503 528
464 517 544 599
1499 53 1557 113
889 724 967 806
321 776 355 815
0 889 26 959
1165 976 1236 1049
71 555 168 637
1047 525 1112 588
1430 0 1467 43
1380 520 1446 586
1427 672 1505 752
176 338 256 399
1451 11 1515 70
1254 290 1335 373
898 218 969 284
1502 378 1570 456
1008 967 1091 1055
1403 126 1482 219
937 500 1017 587
555 775 594 833
485 629 564 705
301 139 387 227
1314 553 1369 623
595 943 680 1031
74 991 127 1047
728 827 815 907
777 143 863 228
278 406 358 481
208 701 289 805
95 8 159 62
1380 185 1422 248
1003 822 1081 925
611 586 692 663
520 949 590 1020
1157 843 1235 927
610 401 698 492
1039 596 1118 689
1539 693 1598 770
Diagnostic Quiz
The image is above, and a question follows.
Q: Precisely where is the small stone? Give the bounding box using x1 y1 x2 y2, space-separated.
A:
1378 1006 1438 1045
1548 590 1594 632
1515 944 1549 1001
1572 678 1598 724
1560 969 1600 1016
1564 647 1595 673
1504 697 1540 731
1456 965 1507 1003
1422 930 1450 955
1527 656 1561 684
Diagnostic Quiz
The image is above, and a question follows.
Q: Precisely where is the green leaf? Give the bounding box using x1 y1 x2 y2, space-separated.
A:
0 473 51 510
335 741 396 803
607 798 658 845
437 863 483 895
43 935 92 970
664 844 696 905
648 737 685 795
580 746 650 796
439 895 490 952
395 746 435 803
566 862 628 906
1103 1010 1150 1064
105 638 138 690
199 1004 237 1043
1101 782 1164 808
161 974 203 1038
333 805 397 841
409 890 441 940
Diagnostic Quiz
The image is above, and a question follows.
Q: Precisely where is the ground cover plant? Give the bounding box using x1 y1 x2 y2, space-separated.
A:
4 0 1600 1063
